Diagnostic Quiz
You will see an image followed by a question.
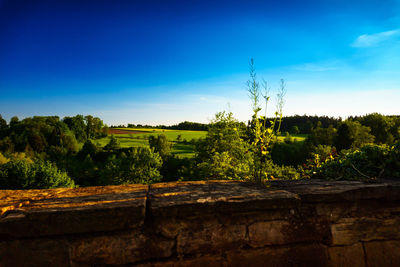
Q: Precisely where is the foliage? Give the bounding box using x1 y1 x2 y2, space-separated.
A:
96 129 206 158
196 112 247 159
85 115 104 139
334 120 374 151
99 147 162 185
159 155 193 182
166 121 208 131
311 143 400 180
0 152 9 164
349 113 400 144
103 135 121 151
0 107 399 187
264 115 341 134
197 151 253 180
0 115 7 139
78 140 99 158
271 141 306 166
148 134 172 160
125 121 208 131
63 115 87 142
0 159 75 189
290 125 300 135
261 159 300 180
195 111 253 180
0 116 81 156
246 59 286 183
307 124 337 147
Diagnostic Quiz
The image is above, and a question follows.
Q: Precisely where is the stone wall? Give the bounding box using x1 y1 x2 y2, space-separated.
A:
1 180 400 266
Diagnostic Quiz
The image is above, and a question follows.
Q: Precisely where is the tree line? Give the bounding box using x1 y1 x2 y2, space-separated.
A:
1 61 399 189
113 121 208 131
1 111 399 190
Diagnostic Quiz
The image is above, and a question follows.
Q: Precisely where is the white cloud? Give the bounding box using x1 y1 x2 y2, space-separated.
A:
351 29 400 47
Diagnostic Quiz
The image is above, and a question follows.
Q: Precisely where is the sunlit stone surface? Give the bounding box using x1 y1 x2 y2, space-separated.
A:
1 180 400 266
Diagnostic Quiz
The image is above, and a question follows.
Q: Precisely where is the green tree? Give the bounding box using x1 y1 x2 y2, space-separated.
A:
195 111 253 180
78 140 99 158
335 121 374 151
63 115 87 142
9 116 19 128
148 134 172 160
307 125 337 147
197 151 252 180
335 123 353 151
358 113 395 144
0 115 7 138
99 147 162 185
290 125 300 135
85 115 104 139
85 115 94 139
104 135 121 151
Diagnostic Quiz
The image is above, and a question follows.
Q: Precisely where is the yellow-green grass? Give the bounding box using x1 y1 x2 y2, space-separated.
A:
97 129 207 158
96 129 306 157
113 128 207 141
276 134 307 142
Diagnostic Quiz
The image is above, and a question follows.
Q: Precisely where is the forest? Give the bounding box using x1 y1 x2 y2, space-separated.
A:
0 110 399 190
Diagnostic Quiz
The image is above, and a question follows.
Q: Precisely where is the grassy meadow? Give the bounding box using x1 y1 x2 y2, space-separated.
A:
95 128 307 158
276 133 307 142
95 128 207 158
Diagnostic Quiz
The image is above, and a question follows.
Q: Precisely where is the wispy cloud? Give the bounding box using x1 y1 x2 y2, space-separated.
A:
291 60 344 72
351 29 400 47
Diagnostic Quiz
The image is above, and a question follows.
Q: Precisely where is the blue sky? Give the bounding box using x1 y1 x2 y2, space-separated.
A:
1 0 399 125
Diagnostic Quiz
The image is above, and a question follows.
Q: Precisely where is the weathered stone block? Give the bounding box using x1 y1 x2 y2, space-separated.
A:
316 202 358 222
248 218 328 247
327 243 365 267
248 220 289 247
0 238 70 267
0 184 148 238
271 180 400 202
177 223 246 255
226 243 328 267
364 240 400 267
137 255 224 267
330 217 400 245
70 231 174 265
155 217 190 239
149 181 300 218
1 180 400 266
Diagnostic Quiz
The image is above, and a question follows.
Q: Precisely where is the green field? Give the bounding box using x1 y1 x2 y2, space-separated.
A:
95 128 306 158
276 133 307 142
95 128 207 158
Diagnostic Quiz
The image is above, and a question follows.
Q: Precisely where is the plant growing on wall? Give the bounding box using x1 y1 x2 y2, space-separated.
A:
247 59 286 183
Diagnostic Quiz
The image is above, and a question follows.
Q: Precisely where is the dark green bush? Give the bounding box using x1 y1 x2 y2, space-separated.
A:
99 147 162 185
0 159 75 189
312 143 400 180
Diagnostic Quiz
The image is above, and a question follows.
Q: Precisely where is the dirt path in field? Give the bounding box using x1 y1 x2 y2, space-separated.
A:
108 129 148 135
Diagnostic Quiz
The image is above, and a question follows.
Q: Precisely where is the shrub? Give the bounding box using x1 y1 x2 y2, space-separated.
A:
99 147 162 185
0 159 75 189
312 143 400 180
148 134 172 160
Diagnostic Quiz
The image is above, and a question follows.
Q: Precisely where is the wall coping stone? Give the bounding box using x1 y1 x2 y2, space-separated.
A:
1 179 400 240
